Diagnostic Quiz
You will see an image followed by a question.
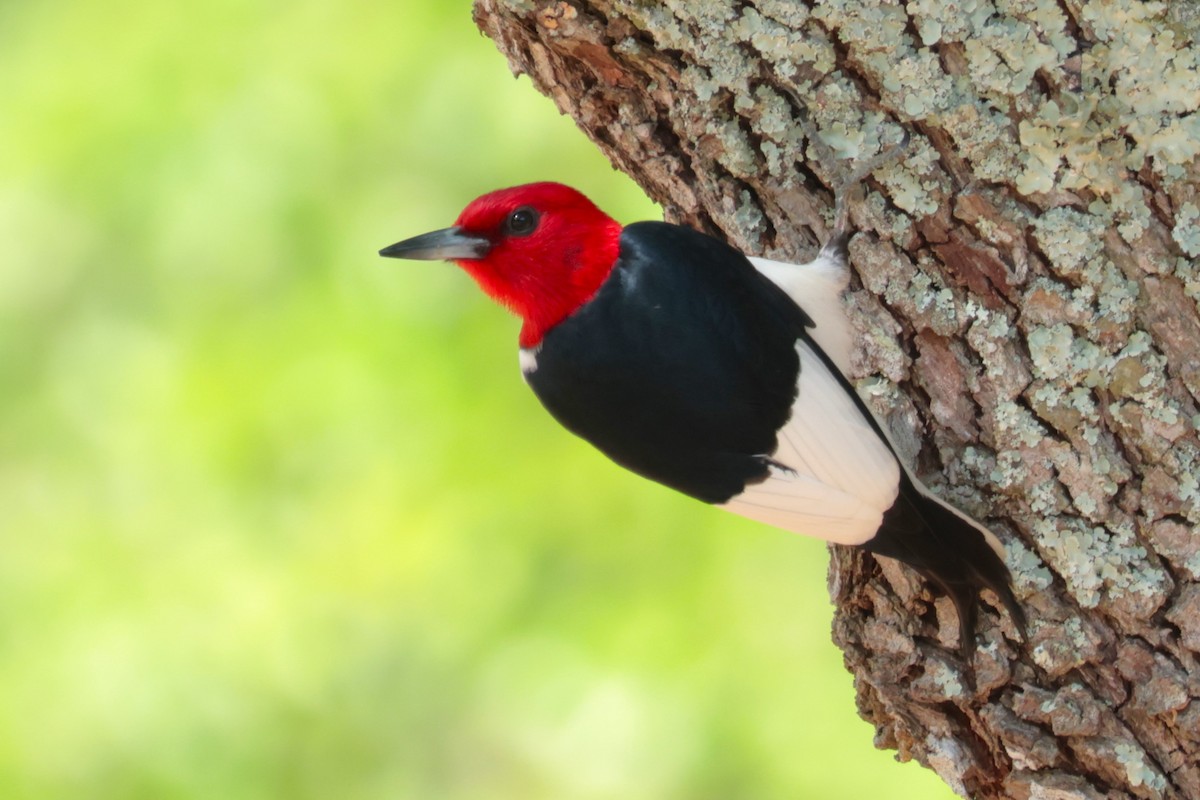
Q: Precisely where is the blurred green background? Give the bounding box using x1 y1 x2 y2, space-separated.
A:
0 1 955 798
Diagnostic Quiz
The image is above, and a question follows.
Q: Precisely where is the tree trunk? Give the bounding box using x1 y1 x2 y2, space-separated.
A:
472 1 1200 797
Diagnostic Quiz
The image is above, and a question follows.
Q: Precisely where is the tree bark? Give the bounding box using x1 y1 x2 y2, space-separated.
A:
472 1 1200 797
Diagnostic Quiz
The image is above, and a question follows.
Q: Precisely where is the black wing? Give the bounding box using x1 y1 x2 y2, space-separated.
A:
525 221 810 503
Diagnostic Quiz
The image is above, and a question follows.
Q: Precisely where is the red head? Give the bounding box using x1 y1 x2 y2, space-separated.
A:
380 182 623 347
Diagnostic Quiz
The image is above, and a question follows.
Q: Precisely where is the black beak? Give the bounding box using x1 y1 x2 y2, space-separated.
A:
379 226 492 261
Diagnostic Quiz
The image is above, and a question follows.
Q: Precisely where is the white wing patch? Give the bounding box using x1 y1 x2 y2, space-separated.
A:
720 340 900 545
748 254 853 374
742 253 1006 556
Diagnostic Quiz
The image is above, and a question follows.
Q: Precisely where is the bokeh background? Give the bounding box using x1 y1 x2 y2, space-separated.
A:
1 1 955 798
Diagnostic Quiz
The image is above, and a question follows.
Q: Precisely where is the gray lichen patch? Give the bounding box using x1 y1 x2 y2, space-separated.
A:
1030 516 1169 614
1174 202 1200 257
1004 536 1053 595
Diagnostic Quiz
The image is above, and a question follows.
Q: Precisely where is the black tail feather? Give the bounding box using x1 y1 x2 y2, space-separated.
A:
863 472 1026 658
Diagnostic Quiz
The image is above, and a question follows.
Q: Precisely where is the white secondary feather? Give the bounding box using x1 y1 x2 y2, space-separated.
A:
721 340 900 545
748 252 852 373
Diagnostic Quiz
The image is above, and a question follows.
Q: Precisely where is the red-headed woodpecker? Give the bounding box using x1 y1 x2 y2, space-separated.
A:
380 182 1025 653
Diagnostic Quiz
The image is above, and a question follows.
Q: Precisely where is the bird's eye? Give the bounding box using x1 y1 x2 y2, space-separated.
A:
503 206 539 237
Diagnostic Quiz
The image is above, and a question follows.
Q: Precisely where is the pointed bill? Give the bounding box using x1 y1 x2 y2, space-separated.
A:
379 226 491 261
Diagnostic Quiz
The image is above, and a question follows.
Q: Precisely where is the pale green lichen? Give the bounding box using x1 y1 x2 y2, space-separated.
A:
1028 210 1140 328
1173 202 1200 257
958 445 992 474
1106 332 1169 404
1174 256 1200 303
1031 209 1106 277
965 308 1024 384
1092 263 1139 325
1030 382 1097 442
1120 330 1153 358
740 10 836 106
729 6 792 56
1070 387 1099 420
993 400 1047 448
1005 2 1200 203
620 5 688 53
962 17 1061 104
1006 537 1053 592
656 0 737 33
729 190 766 240
988 449 1026 490
938 99 1023 183
1015 113 1065 195
897 260 960 335
751 87 802 144
812 2 957 121
1182 470 1200 508
1086 194 1143 252
1031 383 1060 409
1170 442 1200 520
906 0 992 45
1026 324 1071 380
887 50 957 119
874 141 941 218
1033 517 1166 609
810 1 908 53
973 306 1009 351
862 191 914 243
1026 323 1108 383
756 8 835 76
1143 116 1200 179
1026 478 1060 516
857 375 894 405
706 117 759 177
908 0 1073 69
1114 741 1168 792
685 64 721 103
759 139 784 179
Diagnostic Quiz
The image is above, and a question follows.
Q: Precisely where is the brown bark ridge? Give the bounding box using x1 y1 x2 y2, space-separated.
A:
472 1 1200 797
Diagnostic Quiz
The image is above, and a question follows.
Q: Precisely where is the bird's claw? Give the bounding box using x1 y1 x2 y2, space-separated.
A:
820 128 911 262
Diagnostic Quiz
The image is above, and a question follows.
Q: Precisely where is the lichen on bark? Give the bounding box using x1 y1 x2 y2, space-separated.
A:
472 1 1200 797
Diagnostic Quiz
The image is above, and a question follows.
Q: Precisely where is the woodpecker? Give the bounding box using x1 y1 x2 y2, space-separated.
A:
380 181 1025 653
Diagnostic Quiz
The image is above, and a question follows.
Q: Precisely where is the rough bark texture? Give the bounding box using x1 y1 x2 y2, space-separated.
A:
472 1 1200 797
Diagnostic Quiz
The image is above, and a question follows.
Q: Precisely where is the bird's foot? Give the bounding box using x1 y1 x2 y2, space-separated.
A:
819 129 911 264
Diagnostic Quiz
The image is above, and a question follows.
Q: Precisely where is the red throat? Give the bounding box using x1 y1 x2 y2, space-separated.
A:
451 183 624 349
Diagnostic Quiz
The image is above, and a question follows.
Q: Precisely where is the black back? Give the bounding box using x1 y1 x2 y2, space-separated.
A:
525 221 812 503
